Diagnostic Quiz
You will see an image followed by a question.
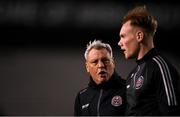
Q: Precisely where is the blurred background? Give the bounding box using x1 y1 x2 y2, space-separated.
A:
0 0 180 115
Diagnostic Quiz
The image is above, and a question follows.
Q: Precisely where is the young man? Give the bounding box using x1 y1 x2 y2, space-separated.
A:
74 40 126 116
118 5 180 115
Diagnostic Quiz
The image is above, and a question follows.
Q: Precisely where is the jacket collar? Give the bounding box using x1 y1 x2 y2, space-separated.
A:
136 48 159 65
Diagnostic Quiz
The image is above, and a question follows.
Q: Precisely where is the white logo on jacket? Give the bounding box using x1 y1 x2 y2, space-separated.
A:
82 103 89 109
127 84 130 89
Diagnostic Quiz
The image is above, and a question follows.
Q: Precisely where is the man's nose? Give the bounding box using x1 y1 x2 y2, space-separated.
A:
118 40 122 47
97 61 105 67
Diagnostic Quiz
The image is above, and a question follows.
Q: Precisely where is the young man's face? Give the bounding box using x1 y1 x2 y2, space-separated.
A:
86 48 115 85
118 21 140 59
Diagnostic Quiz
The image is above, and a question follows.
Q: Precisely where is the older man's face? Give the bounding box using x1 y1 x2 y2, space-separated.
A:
86 48 115 85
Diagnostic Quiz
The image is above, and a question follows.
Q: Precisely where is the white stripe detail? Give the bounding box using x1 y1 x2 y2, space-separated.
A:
153 57 171 105
153 56 177 106
155 56 173 105
156 56 177 105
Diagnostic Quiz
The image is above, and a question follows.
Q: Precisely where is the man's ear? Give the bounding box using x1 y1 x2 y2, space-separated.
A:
136 31 144 42
112 58 115 68
86 62 89 73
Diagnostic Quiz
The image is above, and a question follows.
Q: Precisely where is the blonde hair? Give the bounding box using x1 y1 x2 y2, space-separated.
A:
84 40 113 60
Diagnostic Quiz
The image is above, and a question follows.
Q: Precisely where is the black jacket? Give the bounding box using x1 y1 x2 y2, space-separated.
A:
126 48 180 115
74 72 126 116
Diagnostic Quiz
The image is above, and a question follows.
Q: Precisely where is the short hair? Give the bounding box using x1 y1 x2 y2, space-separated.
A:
122 5 158 37
84 40 113 60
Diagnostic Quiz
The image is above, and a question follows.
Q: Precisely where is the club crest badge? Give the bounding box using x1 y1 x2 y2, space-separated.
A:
111 95 122 107
135 76 144 89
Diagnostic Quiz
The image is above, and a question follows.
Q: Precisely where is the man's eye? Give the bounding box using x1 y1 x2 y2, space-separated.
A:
103 58 110 62
104 60 110 63
91 60 97 64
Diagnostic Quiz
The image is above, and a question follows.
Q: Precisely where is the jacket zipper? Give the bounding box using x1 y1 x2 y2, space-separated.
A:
97 89 103 116
133 65 140 88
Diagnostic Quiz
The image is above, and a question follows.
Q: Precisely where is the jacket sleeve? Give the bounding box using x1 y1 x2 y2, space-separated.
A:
152 59 180 115
74 93 81 116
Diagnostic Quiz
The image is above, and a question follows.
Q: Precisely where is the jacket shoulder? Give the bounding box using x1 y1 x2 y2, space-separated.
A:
79 87 88 95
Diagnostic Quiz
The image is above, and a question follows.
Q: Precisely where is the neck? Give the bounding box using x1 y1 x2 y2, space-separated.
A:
137 38 154 60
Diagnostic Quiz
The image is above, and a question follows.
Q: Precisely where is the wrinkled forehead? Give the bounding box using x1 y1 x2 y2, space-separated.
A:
88 48 109 56
87 48 111 58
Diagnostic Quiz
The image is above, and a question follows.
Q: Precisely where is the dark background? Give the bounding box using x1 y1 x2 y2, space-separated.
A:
0 0 180 115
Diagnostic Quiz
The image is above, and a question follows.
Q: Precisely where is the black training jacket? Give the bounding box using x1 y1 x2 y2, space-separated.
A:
74 72 126 116
126 48 180 115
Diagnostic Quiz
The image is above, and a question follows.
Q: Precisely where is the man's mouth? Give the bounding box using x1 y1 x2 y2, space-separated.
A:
99 71 107 75
98 70 107 78
120 48 125 52
121 49 126 54
121 48 125 51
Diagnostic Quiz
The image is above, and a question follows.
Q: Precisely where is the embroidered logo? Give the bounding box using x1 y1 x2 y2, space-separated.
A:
111 96 122 107
82 103 89 109
135 76 144 89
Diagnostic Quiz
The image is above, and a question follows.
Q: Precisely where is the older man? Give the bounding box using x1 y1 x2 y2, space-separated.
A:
74 40 126 116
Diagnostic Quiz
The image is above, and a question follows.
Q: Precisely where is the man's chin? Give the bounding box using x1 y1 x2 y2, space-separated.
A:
98 77 107 83
100 75 107 79
125 55 131 59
